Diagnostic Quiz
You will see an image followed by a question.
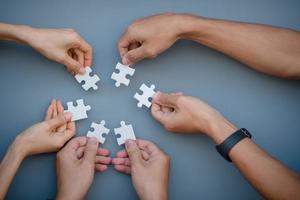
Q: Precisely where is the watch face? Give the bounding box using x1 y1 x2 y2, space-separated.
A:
241 128 252 138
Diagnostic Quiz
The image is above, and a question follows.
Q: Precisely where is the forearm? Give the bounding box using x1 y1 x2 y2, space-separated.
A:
177 14 300 79
207 118 300 199
0 138 26 199
230 139 300 199
0 23 34 45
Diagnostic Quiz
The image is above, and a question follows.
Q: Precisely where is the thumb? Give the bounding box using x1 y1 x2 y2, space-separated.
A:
153 91 179 107
125 140 142 166
83 137 99 163
46 112 71 129
62 54 85 75
122 46 148 65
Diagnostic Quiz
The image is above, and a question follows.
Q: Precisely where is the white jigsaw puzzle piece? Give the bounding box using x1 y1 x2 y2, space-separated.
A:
111 62 135 87
75 67 100 91
87 120 110 144
114 121 136 145
134 83 156 108
64 99 91 121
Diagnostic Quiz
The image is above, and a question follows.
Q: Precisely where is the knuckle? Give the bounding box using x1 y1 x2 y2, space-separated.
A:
145 48 157 58
175 96 185 106
164 123 176 132
127 24 136 32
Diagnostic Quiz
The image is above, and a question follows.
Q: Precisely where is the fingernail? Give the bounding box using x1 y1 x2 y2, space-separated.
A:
64 112 72 120
89 137 98 145
79 67 86 74
125 139 134 148
122 56 130 65
153 91 161 101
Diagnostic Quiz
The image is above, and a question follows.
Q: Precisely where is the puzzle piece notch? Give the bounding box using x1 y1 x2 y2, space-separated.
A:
75 67 100 91
65 99 91 121
111 62 135 87
134 84 156 108
114 121 136 145
87 120 110 144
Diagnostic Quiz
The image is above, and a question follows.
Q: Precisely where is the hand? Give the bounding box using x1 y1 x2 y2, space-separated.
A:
112 140 169 200
15 99 75 157
25 27 92 75
151 92 237 144
56 137 111 200
118 13 185 65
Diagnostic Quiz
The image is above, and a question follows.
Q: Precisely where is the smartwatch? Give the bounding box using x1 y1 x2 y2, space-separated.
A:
216 128 252 162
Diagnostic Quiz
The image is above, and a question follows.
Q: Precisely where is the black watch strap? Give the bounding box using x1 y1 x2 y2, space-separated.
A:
216 128 252 162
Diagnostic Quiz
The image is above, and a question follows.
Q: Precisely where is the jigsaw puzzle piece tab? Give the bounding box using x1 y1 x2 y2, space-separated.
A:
64 99 91 121
87 120 110 144
134 83 156 108
114 121 136 145
75 67 100 91
111 62 135 87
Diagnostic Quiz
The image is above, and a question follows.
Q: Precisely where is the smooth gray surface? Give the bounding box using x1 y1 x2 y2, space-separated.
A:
0 0 300 199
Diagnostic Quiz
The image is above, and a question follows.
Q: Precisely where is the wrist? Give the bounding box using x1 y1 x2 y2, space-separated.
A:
12 134 31 159
176 14 213 41
15 25 37 46
205 115 238 144
140 187 167 200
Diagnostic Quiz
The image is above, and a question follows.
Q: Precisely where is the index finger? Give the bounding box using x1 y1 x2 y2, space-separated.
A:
77 37 93 67
118 30 137 58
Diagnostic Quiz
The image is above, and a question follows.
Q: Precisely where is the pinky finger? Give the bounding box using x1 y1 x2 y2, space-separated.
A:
114 165 131 175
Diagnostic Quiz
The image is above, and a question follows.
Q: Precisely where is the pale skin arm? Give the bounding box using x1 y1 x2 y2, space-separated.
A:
119 13 300 79
0 139 26 199
0 100 75 199
0 23 93 75
151 92 300 199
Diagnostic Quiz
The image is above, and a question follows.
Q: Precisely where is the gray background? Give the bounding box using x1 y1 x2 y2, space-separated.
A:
0 0 300 199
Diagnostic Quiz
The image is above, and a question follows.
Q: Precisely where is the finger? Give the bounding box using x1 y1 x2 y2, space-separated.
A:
114 165 131 174
118 32 132 58
95 164 108 172
45 100 55 120
122 45 148 65
95 156 111 165
83 137 99 163
66 121 76 136
112 158 130 166
171 92 184 96
97 148 110 156
162 106 173 113
136 139 162 156
141 150 150 161
76 37 93 67
63 136 87 153
125 140 142 166
46 112 71 130
152 91 179 108
62 54 85 75
115 149 128 158
57 100 67 132
76 146 85 158
50 99 57 118
151 102 165 123
74 49 84 67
